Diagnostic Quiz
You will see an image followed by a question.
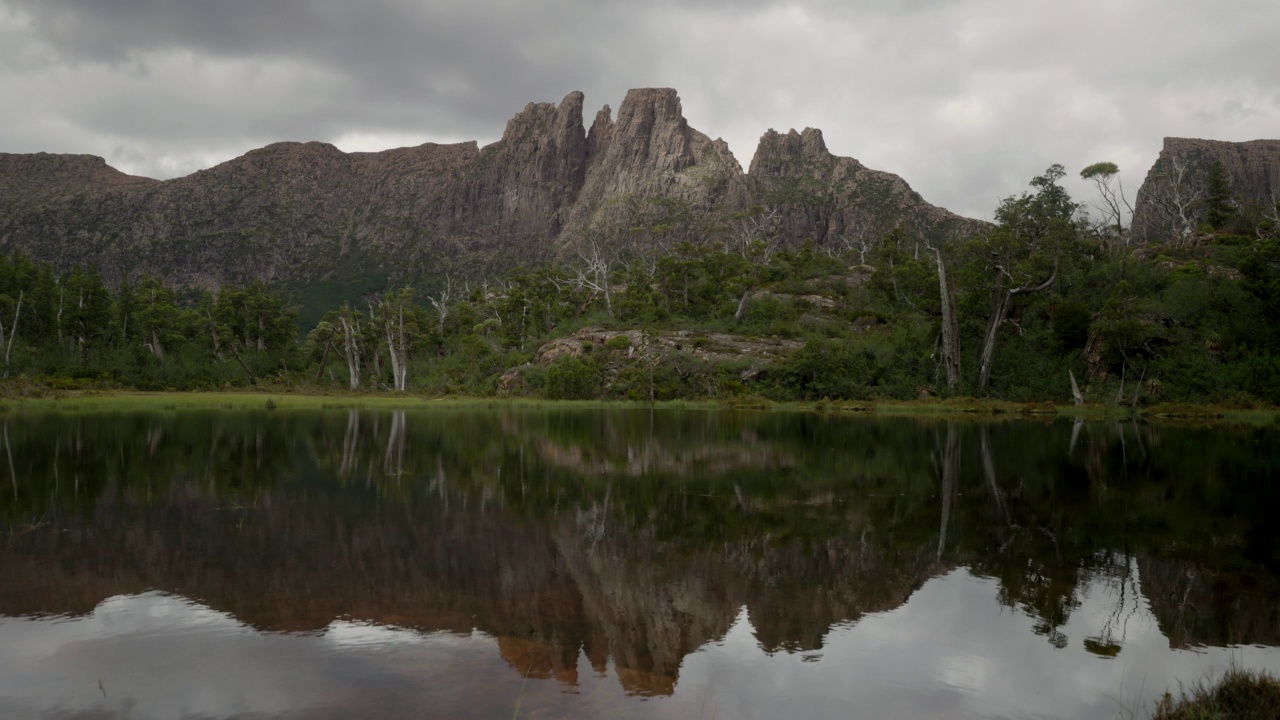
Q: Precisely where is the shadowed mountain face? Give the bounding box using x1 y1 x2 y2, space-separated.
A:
1132 136 1280 242
0 89 980 294
2 410 1279 699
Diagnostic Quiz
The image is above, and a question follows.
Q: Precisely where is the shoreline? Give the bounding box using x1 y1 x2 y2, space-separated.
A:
2 389 1276 424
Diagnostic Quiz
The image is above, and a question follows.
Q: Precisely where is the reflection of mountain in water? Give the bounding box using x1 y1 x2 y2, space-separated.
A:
0 410 1277 694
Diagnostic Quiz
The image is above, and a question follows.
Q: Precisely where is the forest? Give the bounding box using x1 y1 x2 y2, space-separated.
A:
1 161 1279 406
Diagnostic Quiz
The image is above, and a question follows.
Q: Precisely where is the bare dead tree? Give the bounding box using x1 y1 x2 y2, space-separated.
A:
384 410 406 479
1148 157 1204 243
1265 188 1280 237
1 290 22 379
428 276 454 338
936 424 960 563
728 206 782 261
838 209 884 265
729 207 784 323
977 255 1060 392
1069 370 1085 406
571 236 616 318
338 309 363 391
340 410 360 476
929 245 961 391
980 425 1012 529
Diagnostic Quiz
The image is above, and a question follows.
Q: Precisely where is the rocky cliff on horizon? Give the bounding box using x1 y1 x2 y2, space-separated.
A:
1132 136 1280 241
0 88 979 299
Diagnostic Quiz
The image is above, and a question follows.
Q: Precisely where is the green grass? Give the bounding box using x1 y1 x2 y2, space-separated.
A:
1150 668 1280 720
2 388 1276 426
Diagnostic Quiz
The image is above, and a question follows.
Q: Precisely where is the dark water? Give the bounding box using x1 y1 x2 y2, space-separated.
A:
1 408 1279 719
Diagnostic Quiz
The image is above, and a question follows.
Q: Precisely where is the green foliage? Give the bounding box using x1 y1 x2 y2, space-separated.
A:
545 356 601 400
1050 298 1091 354
1204 160 1236 230
771 337 884 401
4 149 1280 408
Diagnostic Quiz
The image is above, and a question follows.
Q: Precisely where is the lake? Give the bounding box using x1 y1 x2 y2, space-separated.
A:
1 408 1278 719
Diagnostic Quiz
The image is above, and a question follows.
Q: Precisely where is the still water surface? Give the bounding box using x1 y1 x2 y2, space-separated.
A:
1 409 1278 719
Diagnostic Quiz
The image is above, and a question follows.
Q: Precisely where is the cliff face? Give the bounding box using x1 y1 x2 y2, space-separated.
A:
0 88 976 294
1131 137 1280 241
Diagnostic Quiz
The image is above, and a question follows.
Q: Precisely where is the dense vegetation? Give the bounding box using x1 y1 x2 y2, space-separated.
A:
2 162 1278 405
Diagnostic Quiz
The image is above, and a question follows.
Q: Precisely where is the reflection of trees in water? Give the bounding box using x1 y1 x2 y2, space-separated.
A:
1 410 1278 691
0 412 296 524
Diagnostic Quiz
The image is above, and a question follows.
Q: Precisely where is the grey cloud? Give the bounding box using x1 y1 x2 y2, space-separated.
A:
1 0 1279 221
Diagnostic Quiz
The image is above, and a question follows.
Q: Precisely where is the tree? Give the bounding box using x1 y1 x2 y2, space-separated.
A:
133 274 182 361
1079 161 1133 254
59 266 113 363
974 165 1076 392
931 244 961 391
569 235 617 318
1148 157 1203 242
1204 161 1235 230
304 320 338 384
209 282 296 384
837 207 890 265
333 304 364 390
376 287 424 392
0 290 21 379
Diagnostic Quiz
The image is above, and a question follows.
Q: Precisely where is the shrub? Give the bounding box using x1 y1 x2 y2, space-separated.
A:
545 356 601 400
1151 668 1280 720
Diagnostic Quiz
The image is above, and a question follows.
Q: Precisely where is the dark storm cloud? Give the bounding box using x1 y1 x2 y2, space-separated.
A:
1 0 1278 219
5 0 631 134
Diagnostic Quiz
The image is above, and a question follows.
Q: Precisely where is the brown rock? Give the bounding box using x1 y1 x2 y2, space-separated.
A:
1132 137 1280 242
0 88 981 300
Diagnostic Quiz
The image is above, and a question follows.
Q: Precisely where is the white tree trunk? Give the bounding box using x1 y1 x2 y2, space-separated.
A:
339 315 362 391
933 248 960 391
1 290 21 379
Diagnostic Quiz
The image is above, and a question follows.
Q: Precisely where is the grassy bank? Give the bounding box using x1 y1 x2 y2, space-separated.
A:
1150 668 1280 719
2 386 1277 425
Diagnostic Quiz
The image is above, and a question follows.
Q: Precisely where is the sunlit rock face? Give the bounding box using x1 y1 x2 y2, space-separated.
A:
0 89 979 295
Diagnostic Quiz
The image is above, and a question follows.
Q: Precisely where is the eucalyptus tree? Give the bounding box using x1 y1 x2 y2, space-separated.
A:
1147 157 1203 242
206 281 297 384
304 319 338 383
133 274 183 361
330 304 365 390
376 287 425 392
971 165 1079 392
0 290 21 379
58 266 113 362
1079 161 1133 252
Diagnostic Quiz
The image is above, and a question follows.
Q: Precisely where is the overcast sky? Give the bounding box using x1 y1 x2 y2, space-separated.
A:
1 0 1277 220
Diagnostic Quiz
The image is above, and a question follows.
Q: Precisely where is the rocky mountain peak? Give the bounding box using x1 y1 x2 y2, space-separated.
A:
0 151 156 206
0 87 978 296
593 88 696 176
749 127 834 176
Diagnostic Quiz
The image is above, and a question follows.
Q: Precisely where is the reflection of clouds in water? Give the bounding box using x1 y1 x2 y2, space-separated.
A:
322 619 437 648
674 569 1280 720
4 570 1280 720
0 592 323 719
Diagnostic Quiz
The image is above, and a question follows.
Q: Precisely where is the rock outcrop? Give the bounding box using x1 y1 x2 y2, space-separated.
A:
0 88 979 299
1131 137 1280 242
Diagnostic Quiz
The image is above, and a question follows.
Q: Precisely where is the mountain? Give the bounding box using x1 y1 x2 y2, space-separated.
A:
0 88 979 300
1131 137 1280 242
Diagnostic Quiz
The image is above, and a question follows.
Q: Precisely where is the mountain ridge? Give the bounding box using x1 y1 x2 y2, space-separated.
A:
0 88 981 296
